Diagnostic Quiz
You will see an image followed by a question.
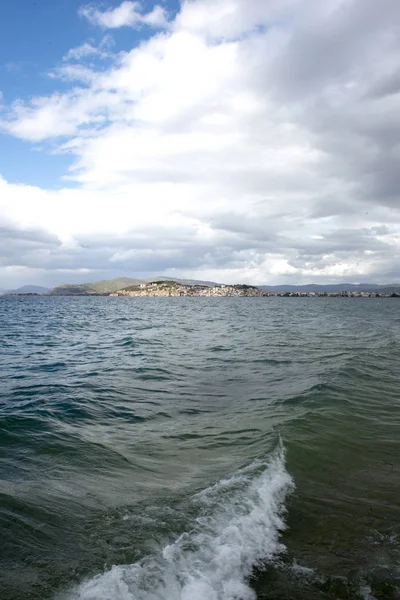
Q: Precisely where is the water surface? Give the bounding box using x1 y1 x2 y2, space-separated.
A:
0 297 399 599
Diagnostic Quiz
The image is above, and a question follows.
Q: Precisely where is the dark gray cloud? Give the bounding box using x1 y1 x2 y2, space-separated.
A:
0 226 61 268
262 0 400 215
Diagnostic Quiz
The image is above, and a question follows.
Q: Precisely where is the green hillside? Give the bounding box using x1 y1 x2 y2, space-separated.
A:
121 280 180 292
145 276 218 286
48 278 144 295
48 276 219 295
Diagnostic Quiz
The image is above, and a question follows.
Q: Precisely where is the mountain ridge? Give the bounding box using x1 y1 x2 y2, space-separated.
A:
48 278 142 295
1 285 51 295
47 277 220 295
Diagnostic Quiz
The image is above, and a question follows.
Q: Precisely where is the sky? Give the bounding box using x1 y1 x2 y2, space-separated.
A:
0 0 400 289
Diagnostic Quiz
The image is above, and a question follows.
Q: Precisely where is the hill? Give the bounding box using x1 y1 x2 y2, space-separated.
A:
48 278 143 295
48 276 218 295
146 276 218 287
113 281 265 297
3 285 50 295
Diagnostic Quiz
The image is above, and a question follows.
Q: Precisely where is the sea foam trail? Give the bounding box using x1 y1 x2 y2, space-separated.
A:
63 446 294 600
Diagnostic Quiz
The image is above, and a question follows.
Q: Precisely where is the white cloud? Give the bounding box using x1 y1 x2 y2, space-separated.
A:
174 0 304 40
64 42 102 61
63 37 113 61
79 1 168 29
1 0 400 287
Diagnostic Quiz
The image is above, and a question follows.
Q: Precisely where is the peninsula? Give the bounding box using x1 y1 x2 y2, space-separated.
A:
2 278 400 297
110 281 265 297
110 280 400 298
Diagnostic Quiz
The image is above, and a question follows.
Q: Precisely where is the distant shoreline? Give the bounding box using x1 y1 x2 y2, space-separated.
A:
3 291 400 298
4 277 400 297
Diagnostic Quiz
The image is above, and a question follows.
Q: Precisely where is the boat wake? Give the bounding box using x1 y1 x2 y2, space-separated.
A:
61 445 294 600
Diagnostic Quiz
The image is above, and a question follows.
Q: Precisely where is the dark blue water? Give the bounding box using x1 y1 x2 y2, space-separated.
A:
0 297 399 599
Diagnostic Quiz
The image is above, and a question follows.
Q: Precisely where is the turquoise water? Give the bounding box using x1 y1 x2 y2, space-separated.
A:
0 297 399 599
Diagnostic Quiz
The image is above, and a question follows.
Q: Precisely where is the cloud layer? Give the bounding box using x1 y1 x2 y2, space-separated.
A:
0 0 400 287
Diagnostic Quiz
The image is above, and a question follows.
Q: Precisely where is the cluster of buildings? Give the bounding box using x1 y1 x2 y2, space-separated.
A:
264 291 400 298
110 282 267 297
110 282 268 297
109 281 400 298
110 282 400 298
4 280 399 298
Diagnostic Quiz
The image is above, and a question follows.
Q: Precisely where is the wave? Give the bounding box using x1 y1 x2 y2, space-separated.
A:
60 445 294 600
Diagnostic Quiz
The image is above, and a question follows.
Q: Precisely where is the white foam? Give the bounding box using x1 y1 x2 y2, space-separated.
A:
291 560 316 578
359 583 378 600
61 446 294 600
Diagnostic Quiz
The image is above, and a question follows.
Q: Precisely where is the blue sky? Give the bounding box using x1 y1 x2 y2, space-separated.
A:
0 0 179 187
0 0 400 289
0 0 85 185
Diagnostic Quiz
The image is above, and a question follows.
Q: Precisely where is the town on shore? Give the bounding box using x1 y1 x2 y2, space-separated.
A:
110 282 265 297
110 281 399 297
3 279 400 297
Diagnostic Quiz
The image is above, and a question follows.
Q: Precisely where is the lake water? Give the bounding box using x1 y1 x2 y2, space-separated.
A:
0 297 399 600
